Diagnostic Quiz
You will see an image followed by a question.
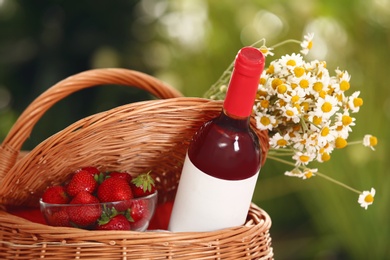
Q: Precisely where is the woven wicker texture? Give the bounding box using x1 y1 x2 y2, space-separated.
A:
0 68 273 259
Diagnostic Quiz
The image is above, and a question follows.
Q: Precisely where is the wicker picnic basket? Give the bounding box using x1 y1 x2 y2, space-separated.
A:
0 68 273 259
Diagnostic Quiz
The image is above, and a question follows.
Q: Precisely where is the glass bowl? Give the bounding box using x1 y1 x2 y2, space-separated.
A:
39 191 158 231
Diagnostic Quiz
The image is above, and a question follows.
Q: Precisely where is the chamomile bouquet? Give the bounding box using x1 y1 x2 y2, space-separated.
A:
204 33 377 209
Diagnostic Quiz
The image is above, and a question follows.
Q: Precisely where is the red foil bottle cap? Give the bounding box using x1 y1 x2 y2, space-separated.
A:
223 47 265 117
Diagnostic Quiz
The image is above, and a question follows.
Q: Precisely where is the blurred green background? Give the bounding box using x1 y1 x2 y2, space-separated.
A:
0 0 388 259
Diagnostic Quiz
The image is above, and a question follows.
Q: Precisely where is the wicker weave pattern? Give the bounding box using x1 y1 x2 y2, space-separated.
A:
0 204 272 260
0 68 273 259
0 69 182 182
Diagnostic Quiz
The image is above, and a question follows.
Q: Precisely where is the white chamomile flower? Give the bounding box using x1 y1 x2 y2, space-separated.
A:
337 70 351 92
291 132 318 154
317 123 337 146
256 96 271 112
267 59 283 75
284 168 317 179
291 71 315 91
284 169 304 178
282 87 306 105
333 111 356 138
302 168 317 179
281 104 301 123
314 94 340 119
291 132 308 152
258 72 270 88
293 151 315 166
300 33 314 55
363 134 378 151
269 132 290 148
348 91 363 113
316 148 332 163
279 53 304 74
255 112 276 131
358 188 375 210
259 45 274 57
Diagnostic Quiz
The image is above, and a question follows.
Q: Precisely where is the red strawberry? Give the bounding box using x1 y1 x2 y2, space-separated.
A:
97 177 133 202
78 166 100 175
41 185 70 204
109 171 132 183
131 172 156 198
97 214 131 230
66 170 98 197
67 191 101 227
128 200 152 230
50 210 71 227
129 200 148 223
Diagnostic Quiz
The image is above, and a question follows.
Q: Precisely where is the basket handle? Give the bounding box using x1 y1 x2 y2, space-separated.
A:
0 68 183 179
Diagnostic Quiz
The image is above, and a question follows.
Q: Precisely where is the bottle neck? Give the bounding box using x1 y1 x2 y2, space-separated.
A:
223 47 265 118
216 109 250 130
223 69 260 118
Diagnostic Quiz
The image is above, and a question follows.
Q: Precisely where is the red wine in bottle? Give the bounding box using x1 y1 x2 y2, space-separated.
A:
168 47 265 232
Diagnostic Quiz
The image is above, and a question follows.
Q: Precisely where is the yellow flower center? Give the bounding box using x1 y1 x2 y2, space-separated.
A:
266 65 274 74
286 110 295 117
278 99 286 107
321 102 333 113
353 97 363 107
294 103 301 111
260 116 271 126
364 194 374 203
259 46 269 55
321 127 330 137
313 82 323 92
277 139 287 146
272 78 283 89
291 95 300 103
335 137 347 149
301 102 309 111
257 90 267 97
299 79 309 88
321 152 331 162
319 90 327 98
308 41 313 50
299 155 310 162
259 77 267 85
305 171 313 178
294 67 305 77
287 60 296 66
369 136 378 146
340 80 350 91
313 116 322 125
260 99 269 108
342 115 353 126
277 84 288 94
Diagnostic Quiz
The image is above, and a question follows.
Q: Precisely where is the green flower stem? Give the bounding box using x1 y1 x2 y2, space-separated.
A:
204 38 302 99
267 150 295 156
270 39 301 49
266 154 297 167
266 155 362 194
250 38 266 48
347 140 363 146
203 62 234 98
314 171 362 194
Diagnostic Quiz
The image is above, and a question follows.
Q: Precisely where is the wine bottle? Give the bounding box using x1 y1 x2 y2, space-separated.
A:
168 46 265 232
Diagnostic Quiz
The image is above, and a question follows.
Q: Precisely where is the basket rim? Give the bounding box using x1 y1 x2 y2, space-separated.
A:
1 202 271 237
